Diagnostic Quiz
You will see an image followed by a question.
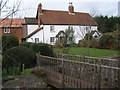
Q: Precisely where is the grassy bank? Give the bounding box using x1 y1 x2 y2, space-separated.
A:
54 47 118 58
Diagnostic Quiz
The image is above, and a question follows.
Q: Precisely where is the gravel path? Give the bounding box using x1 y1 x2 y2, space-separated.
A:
2 74 47 89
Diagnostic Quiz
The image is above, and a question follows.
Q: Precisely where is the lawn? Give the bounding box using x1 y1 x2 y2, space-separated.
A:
54 47 118 58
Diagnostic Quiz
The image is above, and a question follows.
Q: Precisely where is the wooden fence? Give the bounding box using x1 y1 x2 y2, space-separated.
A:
57 53 118 67
37 54 120 88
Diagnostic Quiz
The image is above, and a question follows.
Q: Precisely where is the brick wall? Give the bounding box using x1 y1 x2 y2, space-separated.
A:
0 27 22 43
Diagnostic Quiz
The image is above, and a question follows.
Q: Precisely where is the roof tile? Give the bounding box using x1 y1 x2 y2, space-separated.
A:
40 10 97 26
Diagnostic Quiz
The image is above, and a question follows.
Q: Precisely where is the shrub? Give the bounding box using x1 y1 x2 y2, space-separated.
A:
3 46 36 71
7 66 20 76
20 42 33 48
99 34 114 49
31 67 47 78
30 43 54 57
78 40 88 47
89 40 100 48
1 35 19 53
22 68 31 75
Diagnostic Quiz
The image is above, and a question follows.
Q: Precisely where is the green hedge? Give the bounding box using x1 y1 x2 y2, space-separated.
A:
3 46 36 71
20 42 33 48
1 35 19 53
30 43 54 57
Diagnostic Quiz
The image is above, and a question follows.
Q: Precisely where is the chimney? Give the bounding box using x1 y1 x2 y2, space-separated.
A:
38 3 42 28
68 2 74 13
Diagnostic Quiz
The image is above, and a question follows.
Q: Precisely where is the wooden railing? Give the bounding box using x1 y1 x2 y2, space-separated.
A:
37 54 119 88
57 53 118 67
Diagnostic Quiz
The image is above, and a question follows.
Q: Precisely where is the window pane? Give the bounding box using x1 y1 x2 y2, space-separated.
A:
68 26 73 30
50 26 55 32
50 37 54 42
4 28 10 33
35 38 39 43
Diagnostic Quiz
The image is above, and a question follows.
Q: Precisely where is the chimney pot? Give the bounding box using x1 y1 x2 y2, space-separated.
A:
68 2 74 13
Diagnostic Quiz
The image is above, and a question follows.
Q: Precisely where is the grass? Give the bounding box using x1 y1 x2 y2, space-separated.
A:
54 47 118 58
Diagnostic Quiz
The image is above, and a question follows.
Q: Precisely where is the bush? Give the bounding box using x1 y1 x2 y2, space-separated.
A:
89 40 100 48
1 35 19 53
78 40 88 47
30 43 54 57
31 67 47 78
99 34 114 49
20 42 33 48
3 46 36 71
22 68 31 75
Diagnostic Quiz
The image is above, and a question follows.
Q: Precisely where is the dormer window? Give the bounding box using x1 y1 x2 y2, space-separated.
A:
50 26 55 32
4 28 10 33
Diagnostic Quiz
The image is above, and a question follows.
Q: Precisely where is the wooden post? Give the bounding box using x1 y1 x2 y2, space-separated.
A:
118 23 120 88
96 59 101 89
62 58 65 88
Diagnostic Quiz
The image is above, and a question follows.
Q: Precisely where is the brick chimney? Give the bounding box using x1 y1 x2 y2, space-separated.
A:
38 3 42 28
68 2 74 13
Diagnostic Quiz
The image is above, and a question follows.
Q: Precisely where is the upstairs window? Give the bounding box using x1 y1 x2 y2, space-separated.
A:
68 26 73 30
4 28 10 33
50 37 54 42
50 26 55 32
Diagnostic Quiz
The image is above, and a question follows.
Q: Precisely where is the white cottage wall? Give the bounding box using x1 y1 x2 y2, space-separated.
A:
43 25 97 45
27 29 44 43
27 25 38 35
26 25 97 45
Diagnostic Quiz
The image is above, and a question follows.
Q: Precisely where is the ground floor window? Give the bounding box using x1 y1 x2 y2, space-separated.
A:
4 28 10 33
35 38 39 43
50 37 54 42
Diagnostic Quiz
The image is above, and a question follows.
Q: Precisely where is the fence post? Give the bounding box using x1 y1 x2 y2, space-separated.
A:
117 23 120 88
62 57 65 88
118 57 120 89
96 59 101 89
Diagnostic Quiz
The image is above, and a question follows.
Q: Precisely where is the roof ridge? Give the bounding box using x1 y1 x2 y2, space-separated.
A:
42 9 88 14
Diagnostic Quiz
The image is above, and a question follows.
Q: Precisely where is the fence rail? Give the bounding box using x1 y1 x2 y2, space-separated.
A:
37 54 119 88
57 53 118 67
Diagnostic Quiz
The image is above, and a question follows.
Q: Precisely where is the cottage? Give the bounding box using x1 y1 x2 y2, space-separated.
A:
25 3 98 45
0 18 23 43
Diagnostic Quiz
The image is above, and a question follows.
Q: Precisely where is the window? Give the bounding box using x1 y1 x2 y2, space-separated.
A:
35 38 39 43
4 28 10 33
69 37 72 41
50 26 55 32
68 26 73 30
50 37 54 42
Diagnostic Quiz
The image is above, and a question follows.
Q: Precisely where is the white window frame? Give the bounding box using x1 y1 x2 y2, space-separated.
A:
50 37 54 42
50 26 55 32
35 38 39 43
4 28 10 33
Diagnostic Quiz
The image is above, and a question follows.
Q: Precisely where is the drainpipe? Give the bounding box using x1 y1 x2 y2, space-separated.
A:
43 25 44 43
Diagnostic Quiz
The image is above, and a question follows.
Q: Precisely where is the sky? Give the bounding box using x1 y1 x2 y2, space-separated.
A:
1 0 120 18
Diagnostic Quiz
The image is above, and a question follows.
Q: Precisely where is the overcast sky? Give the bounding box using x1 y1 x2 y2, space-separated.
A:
2 0 120 18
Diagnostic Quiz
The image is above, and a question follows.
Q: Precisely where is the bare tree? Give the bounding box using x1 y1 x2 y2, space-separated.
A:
76 26 91 39
0 0 21 21
89 7 100 17
0 0 22 53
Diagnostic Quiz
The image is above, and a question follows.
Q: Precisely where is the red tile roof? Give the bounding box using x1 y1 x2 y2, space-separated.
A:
40 10 97 26
0 18 24 28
